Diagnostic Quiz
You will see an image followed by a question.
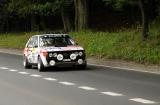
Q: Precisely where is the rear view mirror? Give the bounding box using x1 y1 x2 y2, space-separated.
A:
34 45 38 48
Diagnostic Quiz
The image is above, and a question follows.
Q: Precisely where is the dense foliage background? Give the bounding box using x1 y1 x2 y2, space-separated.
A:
0 0 159 38
0 0 160 64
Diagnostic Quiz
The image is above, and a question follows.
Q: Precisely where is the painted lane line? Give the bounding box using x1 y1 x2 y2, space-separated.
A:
59 82 76 86
9 69 18 72
30 74 42 77
129 98 156 104
18 72 29 75
0 67 9 70
88 63 160 75
43 78 57 81
78 86 97 91
101 92 124 96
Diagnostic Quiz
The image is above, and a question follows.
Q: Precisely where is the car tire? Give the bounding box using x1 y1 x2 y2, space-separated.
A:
23 56 32 69
37 57 44 72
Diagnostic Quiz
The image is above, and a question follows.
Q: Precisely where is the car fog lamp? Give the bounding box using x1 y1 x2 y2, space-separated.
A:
75 52 79 56
57 54 63 61
78 59 83 64
79 52 83 56
49 53 53 57
53 53 57 57
70 53 76 60
50 60 55 66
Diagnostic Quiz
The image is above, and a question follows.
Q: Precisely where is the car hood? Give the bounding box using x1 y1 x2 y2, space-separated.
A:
41 46 84 52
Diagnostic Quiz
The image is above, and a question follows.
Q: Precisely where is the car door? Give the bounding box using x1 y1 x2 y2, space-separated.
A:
31 36 39 64
26 37 34 63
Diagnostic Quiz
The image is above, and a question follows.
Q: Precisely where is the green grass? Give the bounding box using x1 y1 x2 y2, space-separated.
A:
70 29 160 64
0 32 40 49
0 29 160 65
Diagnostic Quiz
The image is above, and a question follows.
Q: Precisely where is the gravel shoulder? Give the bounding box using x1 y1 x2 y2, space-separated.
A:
0 48 159 74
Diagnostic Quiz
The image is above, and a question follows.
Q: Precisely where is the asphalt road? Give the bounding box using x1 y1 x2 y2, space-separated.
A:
0 52 160 105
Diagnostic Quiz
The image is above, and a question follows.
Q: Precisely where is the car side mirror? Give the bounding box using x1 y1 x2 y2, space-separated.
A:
34 45 38 48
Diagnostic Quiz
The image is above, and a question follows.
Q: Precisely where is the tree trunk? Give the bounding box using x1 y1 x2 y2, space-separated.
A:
61 7 72 32
60 0 74 32
139 0 149 40
39 16 46 31
74 0 79 31
30 15 37 31
74 0 88 31
30 15 40 31
25 16 30 31
148 0 156 20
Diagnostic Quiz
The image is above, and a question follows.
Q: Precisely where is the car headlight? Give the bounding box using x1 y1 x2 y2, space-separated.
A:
57 54 63 61
75 52 79 56
70 53 77 60
49 53 53 57
53 53 57 57
50 60 56 66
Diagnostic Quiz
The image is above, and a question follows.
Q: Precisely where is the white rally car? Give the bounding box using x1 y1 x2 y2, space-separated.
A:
23 34 87 72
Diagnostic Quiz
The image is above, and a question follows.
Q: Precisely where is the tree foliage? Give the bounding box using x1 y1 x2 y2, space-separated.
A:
7 0 58 16
103 0 154 40
0 0 160 40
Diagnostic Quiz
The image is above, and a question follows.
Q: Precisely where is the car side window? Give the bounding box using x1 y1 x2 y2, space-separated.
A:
27 38 33 48
27 36 38 48
32 36 38 48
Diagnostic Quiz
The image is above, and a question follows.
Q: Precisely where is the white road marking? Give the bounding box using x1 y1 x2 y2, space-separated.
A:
0 67 9 70
30 74 42 77
43 78 57 81
88 63 160 75
18 72 29 74
78 86 97 91
59 82 75 86
129 98 156 104
101 92 124 96
9 69 18 72
0 50 22 56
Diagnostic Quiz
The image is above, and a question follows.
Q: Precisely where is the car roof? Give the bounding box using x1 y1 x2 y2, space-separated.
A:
33 34 69 37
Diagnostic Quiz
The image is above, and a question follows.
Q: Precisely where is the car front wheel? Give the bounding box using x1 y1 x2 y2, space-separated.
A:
37 57 45 72
23 56 32 69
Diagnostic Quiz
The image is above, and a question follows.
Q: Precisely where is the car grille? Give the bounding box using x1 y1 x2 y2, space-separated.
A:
46 50 85 63
48 51 82 59
63 52 70 59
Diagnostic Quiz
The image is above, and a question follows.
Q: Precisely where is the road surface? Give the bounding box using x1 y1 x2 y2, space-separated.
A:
0 52 160 105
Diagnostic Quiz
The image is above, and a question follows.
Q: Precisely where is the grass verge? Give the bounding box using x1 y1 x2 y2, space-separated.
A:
0 30 160 65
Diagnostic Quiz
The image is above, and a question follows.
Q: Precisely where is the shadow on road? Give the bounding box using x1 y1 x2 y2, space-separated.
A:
46 66 94 72
31 65 96 72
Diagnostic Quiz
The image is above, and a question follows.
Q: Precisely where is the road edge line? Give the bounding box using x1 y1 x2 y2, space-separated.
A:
88 63 160 75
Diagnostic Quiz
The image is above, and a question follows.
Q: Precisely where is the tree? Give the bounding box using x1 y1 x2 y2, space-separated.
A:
103 0 150 40
139 0 149 40
54 0 74 32
5 0 90 32
74 0 88 31
6 0 55 31
0 0 8 32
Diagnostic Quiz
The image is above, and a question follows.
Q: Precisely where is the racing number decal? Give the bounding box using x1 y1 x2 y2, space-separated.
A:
27 48 32 63
32 48 38 63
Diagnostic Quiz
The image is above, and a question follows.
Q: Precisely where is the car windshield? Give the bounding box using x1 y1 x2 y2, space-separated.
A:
40 35 76 47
